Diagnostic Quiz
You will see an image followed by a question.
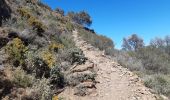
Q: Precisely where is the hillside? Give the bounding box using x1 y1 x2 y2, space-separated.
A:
0 0 166 100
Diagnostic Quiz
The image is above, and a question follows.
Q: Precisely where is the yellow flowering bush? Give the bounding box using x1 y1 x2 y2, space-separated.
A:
49 42 64 51
28 16 47 31
52 95 58 100
17 8 31 18
17 7 46 32
41 51 56 68
5 38 27 66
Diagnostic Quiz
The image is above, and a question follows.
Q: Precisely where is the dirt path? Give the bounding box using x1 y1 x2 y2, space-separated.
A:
58 30 157 100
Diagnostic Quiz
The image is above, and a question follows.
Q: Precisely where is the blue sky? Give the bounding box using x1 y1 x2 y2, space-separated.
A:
42 0 170 49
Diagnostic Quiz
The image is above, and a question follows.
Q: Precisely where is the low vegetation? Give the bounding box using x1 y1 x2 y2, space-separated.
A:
0 0 90 99
112 34 170 98
78 28 114 54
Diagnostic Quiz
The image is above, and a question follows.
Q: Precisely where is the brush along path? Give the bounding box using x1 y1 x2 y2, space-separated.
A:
58 30 157 100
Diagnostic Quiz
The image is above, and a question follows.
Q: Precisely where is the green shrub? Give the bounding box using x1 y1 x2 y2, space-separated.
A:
144 74 170 96
37 1 52 11
40 50 56 68
69 48 87 65
2 17 28 30
55 8 64 16
18 7 46 33
12 67 35 88
78 29 114 52
50 66 65 88
32 78 52 100
66 22 74 31
28 16 46 33
58 48 87 65
25 0 37 4
136 47 170 74
66 71 96 86
58 32 76 48
34 58 51 78
5 38 28 67
17 8 31 18
67 11 92 27
49 42 64 52
113 50 143 71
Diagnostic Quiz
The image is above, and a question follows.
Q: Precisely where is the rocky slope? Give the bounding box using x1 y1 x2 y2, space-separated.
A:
58 30 158 100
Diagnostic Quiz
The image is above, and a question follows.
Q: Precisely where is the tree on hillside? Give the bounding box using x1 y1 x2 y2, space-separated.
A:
164 36 170 55
149 36 170 56
122 34 144 51
150 37 165 48
55 8 64 16
67 11 92 27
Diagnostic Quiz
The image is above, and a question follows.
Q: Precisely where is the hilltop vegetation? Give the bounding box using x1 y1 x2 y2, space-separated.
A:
112 34 170 98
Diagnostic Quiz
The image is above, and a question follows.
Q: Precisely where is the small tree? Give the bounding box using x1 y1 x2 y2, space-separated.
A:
122 34 144 51
150 37 165 48
67 11 92 27
164 36 170 55
55 8 64 16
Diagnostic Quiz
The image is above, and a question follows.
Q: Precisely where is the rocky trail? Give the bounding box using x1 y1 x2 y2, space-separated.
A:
58 30 157 100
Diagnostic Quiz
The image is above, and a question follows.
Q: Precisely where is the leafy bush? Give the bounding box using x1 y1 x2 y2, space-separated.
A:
66 71 96 86
37 1 52 11
69 48 87 65
58 32 76 48
66 22 74 31
49 42 64 52
50 66 65 89
12 67 35 88
55 8 64 16
41 51 56 68
67 11 92 27
58 48 87 65
5 38 27 67
2 17 28 30
32 78 52 100
52 95 59 100
78 29 114 52
18 7 46 33
144 74 170 96
28 16 46 33
34 58 51 78
136 47 170 74
113 50 143 71
17 8 31 18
